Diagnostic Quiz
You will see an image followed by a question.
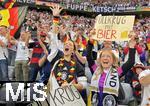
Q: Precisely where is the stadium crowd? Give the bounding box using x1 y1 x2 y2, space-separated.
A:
47 0 150 6
0 3 150 106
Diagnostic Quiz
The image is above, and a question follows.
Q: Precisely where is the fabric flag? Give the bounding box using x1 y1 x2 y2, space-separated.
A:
0 0 5 2
62 15 69 20
0 6 28 36
53 16 60 25
62 12 69 20
2 0 16 9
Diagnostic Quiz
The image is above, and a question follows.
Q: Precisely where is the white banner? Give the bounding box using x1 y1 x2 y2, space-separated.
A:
28 72 86 106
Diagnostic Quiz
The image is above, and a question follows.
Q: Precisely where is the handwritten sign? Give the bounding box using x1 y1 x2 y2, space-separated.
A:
92 15 135 41
28 73 86 106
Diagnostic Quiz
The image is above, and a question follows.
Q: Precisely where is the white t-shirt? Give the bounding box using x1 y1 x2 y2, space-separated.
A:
0 35 8 60
139 69 150 106
15 41 29 61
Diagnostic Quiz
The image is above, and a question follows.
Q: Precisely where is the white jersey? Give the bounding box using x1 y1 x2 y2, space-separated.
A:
15 41 29 61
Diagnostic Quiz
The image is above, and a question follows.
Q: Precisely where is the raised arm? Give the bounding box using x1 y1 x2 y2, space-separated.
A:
74 42 87 64
50 4 63 26
37 31 48 56
47 4 63 62
86 29 97 73
0 28 10 47
39 54 48 67
6 27 11 43
120 40 136 77
87 40 95 67
0 39 7 47
9 36 17 45
25 31 31 46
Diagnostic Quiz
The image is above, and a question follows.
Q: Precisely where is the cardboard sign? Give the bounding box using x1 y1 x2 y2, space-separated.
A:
93 15 135 41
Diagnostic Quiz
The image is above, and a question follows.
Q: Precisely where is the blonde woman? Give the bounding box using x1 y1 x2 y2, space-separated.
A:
87 32 136 106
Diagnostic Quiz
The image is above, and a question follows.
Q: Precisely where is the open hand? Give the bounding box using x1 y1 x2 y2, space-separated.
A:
61 82 69 88
50 4 63 16
89 29 96 43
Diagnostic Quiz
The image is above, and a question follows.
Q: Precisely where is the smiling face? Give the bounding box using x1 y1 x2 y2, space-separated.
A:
99 50 114 70
0 26 7 36
63 40 74 56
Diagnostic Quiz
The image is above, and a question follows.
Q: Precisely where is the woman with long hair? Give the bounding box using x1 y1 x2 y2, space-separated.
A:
87 30 136 106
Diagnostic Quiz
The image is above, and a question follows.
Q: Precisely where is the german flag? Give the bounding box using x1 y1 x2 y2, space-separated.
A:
0 6 28 36
2 0 16 9
1 0 16 9
53 16 60 25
